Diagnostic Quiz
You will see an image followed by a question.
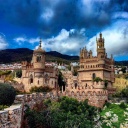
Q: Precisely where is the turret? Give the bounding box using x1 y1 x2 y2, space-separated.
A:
89 50 92 58
97 33 105 59
32 38 46 70
80 47 88 59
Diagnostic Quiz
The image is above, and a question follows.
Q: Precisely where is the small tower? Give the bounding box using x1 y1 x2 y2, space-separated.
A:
97 33 105 58
84 47 88 58
89 50 92 58
32 38 45 69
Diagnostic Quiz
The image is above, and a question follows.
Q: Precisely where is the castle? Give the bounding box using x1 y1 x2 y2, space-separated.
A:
21 39 58 92
21 33 115 108
60 33 115 108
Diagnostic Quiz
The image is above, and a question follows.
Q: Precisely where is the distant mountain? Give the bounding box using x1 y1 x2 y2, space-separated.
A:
0 48 127 65
0 48 79 64
115 61 128 66
47 51 79 60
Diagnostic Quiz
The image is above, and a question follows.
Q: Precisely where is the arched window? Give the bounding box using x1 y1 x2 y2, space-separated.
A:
75 83 77 89
36 56 41 62
92 73 96 80
30 74 33 84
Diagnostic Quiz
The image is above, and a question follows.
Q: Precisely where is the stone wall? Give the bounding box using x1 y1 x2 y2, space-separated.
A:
0 89 108 127
0 92 58 128
0 104 22 128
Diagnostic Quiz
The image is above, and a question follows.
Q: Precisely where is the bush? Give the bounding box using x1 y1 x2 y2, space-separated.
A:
93 77 102 82
0 83 16 106
30 86 53 93
104 101 111 108
0 105 8 110
16 69 22 78
119 102 127 109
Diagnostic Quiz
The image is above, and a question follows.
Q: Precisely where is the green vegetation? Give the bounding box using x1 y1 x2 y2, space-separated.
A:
101 103 128 128
0 70 12 76
30 86 53 93
113 86 128 100
121 66 126 73
0 83 16 106
25 96 98 128
121 86 128 98
58 71 66 91
0 70 16 82
115 73 128 80
15 69 22 78
0 105 8 110
93 77 103 82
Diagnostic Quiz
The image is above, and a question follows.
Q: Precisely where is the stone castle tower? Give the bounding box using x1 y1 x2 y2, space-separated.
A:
60 33 115 108
32 39 45 70
22 39 58 92
78 33 115 89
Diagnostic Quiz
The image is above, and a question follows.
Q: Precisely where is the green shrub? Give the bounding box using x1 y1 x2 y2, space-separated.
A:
16 69 22 78
104 101 110 108
30 86 53 93
0 105 8 110
119 102 127 109
93 77 102 82
0 83 16 106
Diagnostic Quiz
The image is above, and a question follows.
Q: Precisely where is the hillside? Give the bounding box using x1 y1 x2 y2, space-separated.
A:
0 48 79 64
0 48 128 64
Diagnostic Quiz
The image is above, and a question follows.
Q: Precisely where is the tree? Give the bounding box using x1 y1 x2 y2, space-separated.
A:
58 71 66 91
24 96 98 128
121 86 128 98
0 83 16 106
121 66 126 73
16 69 22 78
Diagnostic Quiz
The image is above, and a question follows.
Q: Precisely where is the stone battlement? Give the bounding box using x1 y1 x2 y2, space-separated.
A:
59 89 108 108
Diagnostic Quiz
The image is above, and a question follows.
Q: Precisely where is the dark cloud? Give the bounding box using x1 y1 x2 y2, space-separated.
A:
0 0 40 26
0 0 128 38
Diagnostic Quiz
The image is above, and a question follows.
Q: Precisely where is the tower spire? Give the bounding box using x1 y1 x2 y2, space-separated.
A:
39 38 42 48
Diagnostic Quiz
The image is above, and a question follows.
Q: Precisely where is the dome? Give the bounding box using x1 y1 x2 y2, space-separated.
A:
34 39 45 53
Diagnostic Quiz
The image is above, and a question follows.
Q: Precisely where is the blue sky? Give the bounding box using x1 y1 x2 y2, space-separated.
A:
0 0 128 61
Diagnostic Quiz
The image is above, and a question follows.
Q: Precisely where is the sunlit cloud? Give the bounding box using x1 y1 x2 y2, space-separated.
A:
86 20 128 57
0 34 8 49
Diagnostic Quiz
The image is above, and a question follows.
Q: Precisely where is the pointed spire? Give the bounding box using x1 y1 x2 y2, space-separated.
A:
100 32 102 38
39 38 42 48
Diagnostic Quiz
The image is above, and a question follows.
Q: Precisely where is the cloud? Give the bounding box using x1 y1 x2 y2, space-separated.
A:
14 37 39 45
1 0 128 37
86 20 128 57
38 28 86 55
0 34 8 50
